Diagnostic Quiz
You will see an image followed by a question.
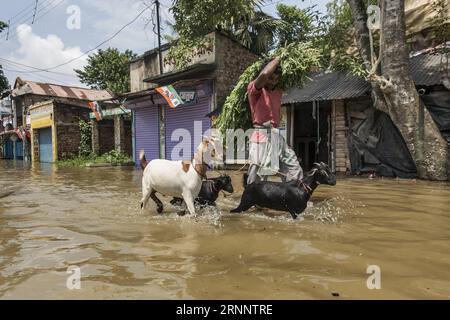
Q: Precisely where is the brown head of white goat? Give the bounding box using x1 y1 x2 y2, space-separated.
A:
139 137 221 215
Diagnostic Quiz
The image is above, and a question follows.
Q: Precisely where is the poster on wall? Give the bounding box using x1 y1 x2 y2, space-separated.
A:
178 90 197 104
156 85 184 108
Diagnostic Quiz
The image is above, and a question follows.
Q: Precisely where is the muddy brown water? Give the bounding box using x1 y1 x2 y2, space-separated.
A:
1 160 450 299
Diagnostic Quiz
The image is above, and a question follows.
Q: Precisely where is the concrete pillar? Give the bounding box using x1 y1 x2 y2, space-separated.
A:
114 115 125 153
10 135 17 160
31 129 39 162
91 120 100 155
333 100 349 173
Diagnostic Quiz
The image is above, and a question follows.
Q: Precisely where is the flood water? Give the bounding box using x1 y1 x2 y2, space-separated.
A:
1 160 450 299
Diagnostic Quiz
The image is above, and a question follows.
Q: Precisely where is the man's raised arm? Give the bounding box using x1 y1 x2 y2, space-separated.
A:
254 57 280 89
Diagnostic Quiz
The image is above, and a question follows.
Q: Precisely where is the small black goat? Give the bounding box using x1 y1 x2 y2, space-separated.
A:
170 175 234 207
231 162 336 219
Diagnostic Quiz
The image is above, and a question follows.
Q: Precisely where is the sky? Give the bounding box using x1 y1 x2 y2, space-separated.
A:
0 0 330 88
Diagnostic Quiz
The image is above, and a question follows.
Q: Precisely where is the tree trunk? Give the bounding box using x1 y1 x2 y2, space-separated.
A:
347 0 448 180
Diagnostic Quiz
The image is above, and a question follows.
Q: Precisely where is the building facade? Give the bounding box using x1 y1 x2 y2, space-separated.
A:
282 50 450 178
3 78 132 163
125 31 259 163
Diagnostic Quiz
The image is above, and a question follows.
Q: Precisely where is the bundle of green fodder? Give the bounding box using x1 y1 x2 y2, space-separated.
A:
215 42 321 136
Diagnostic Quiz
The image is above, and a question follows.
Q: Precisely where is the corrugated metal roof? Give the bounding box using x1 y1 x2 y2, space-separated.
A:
11 78 113 101
282 51 448 104
410 52 447 86
282 72 371 104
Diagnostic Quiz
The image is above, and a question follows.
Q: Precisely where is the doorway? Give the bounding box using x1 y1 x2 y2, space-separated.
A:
292 101 331 171
39 127 53 163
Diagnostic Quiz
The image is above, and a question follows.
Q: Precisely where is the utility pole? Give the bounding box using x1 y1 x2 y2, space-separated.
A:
154 0 165 159
155 0 163 75
32 0 39 24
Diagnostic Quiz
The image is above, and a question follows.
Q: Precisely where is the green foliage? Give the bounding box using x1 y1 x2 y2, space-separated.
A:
428 0 450 77
167 0 288 69
429 0 450 49
165 37 214 70
1 21 10 94
318 0 365 76
97 150 133 164
233 10 288 55
78 119 92 157
167 0 365 74
0 65 10 94
57 150 133 167
275 3 320 46
171 0 262 40
0 20 7 33
74 48 137 95
274 42 322 89
215 59 264 134
215 42 321 135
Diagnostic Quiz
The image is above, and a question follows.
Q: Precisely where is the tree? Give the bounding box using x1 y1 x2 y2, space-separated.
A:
0 21 9 94
0 66 9 95
74 48 137 95
318 0 365 75
167 0 288 68
171 0 262 41
275 3 319 46
233 10 287 55
346 0 448 180
0 20 7 33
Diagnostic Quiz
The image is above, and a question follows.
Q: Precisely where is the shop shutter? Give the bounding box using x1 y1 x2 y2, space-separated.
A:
164 96 211 160
135 106 160 162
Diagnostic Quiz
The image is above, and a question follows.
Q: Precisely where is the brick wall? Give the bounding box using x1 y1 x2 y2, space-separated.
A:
32 129 39 161
54 102 90 160
98 119 115 155
332 100 350 173
213 33 260 109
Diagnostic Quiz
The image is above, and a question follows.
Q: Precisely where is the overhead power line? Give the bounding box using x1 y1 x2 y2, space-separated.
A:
1 63 73 86
42 6 150 72
0 58 79 78
261 0 283 8
0 6 151 74
7 0 44 23
1 0 54 38
0 0 66 43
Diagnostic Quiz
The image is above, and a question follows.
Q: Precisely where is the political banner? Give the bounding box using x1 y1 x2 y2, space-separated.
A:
156 85 184 108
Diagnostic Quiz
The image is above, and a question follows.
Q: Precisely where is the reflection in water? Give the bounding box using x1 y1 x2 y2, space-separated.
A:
0 160 450 299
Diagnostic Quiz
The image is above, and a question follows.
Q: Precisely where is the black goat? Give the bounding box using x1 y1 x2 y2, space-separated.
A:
231 162 336 219
170 175 234 207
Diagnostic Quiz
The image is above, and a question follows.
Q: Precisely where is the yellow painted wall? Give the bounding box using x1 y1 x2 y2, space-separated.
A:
30 102 56 162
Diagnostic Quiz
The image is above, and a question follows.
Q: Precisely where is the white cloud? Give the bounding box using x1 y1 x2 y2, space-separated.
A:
82 0 161 53
3 0 177 87
7 24 87 86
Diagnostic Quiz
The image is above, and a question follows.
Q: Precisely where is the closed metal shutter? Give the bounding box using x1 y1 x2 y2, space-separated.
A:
15 141 23 159
135 106 159 162
39 127 53 163
4 140 13 159
165 96 211 160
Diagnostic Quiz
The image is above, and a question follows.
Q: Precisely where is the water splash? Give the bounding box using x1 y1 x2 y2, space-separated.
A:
303 196 365 223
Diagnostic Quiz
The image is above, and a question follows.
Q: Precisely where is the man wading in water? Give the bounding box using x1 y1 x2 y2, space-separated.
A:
246 57 303 185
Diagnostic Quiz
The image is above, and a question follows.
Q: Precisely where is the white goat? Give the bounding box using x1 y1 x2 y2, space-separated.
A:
139 138 218 215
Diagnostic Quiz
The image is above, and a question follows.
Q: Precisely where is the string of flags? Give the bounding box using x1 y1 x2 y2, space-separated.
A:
87 85 185 122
